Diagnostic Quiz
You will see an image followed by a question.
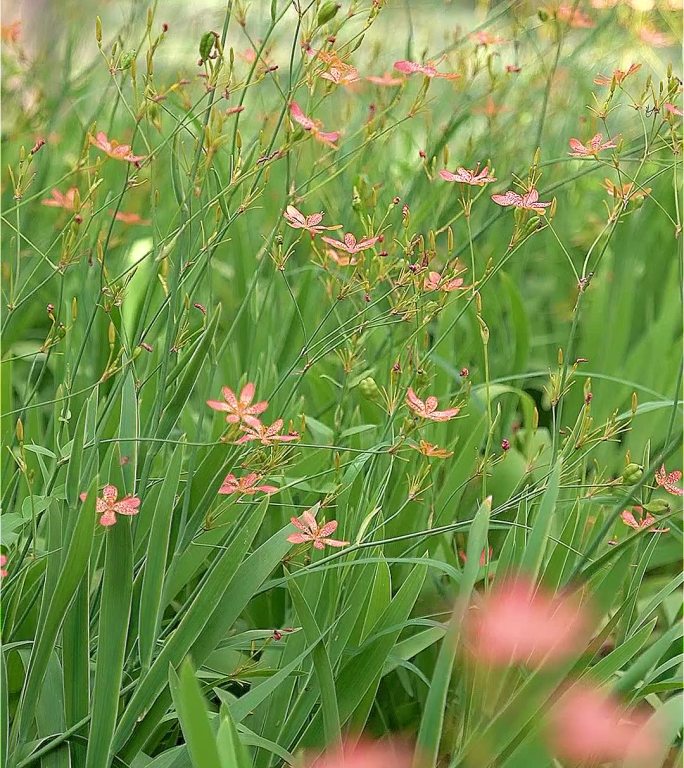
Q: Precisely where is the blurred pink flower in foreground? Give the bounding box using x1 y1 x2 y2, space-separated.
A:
470 30 504 46
219 473 278 495
305 737 414 767
393 60 459 79
113 211 150 225
41 187 79 211
207 383 268 424
283 205 341 237
440 165 497 186
491 188 551 212
664 103 683 117
321 232 380 254
287 506 348 550
639 25 672 47
423 271 464 293
0 554 8 578
459 546 493 566
289 101 340 147
80 485 141 527
594 63 641 86
548 683 661 765
366 72 404 87
465 577 589 666
89 131 145 166
568 133 619 157
655 464 684 496
621 506 669 533
406 388 460 422
235 416 300 446
556 4 595 27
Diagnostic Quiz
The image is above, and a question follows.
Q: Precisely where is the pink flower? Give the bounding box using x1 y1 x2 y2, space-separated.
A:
639 25 672 47
235 416 300 445
547 683 661 764
505 64 521 73
219 472 278 495
439 165 497 186
465 577 590 666
621 507 670 533
568 133 619 157
0 554 8 578
556 4 595 27
207 383 268 424
393 60 460 80
491 188 551 212
283 205 341 237
287 506 348 550
80 484 141 527
665 102 683 117
655 464 684 496
594 63 641 86
470 30 504 46
405 387 460 422
289 101 340 147
366 72 404 86
113 211 150 225
422 271 464 292
89 131 145 166
321 232 380 254
305 737 413 768
41 187 79 211
320 65 360 86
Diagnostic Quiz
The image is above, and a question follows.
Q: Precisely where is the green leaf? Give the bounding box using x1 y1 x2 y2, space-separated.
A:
520 459 562 580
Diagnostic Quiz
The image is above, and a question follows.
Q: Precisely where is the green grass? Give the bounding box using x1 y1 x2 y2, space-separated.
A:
1 1 682 766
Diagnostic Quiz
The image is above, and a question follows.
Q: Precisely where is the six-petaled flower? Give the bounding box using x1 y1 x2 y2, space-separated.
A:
406 387 460 421
321 232 380 254
41 187 79 211
283 205 341 237
80 484 141 527
235 416 300 445
287 506 348 550
620 506 669 533
207 383 268 424
289 101 340 147
89 131 146 166
423 271 465 292
393 60 460 79
594 63 641 86
568 133 619 157
440 165 497 186
655 464 684 496
219 472 278 495
491 188 552 212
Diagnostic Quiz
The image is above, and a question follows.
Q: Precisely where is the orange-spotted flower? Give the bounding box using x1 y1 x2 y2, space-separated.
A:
366 72 404 87
80 484 141 527
406 387 460 421
283 205 341 237
321 232 380 254
423 271 464 292
0 554 8 578
621 507 670 533
287 505 348 550
289 101 340 147
439 165 497 186
491 188 551 212
219 473 278 495
568 133 619 157
412 440 454 459
594 63 641 86
655 464 684 496
393 60 460 79
235 416 300 445
89 131 145 166
207 383 268 424
320 65 360 86
41 187 79 211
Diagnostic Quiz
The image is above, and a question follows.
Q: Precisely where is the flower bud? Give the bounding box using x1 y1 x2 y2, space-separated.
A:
358 377 382 403
621 463 643 484
96 16 102 44
317 1 341 26
16 418 24 443
120 50 136 70
199 31 215 63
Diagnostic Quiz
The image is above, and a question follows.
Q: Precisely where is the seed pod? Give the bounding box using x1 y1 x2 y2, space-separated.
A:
199 31 215 63
96 16 103 44
317 1 341 25
358 377 382 403
643 499 670 515
16 418 24 443
119 50 135 71
621 463 643 484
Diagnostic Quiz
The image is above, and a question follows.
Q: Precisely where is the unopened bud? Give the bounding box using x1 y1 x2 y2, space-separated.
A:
96 16 102 44
358 377 382 403
317 1 341 26
16 418 24 443
621 463 643 485
108 321 116 346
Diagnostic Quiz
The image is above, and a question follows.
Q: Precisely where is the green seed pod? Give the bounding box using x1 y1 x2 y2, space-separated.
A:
199 31 215 62
317 1 341 26
119 50 136 70
96 16 103 44
621 463 643 484
643 499 670 515
358 377 382 403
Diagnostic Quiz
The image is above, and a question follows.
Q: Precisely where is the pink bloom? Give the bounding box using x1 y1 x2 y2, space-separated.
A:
305 737 413 768
366 72 404 86
594 63 641 86
655 464 684 496
505 64 521 73
568 132 619 157
287 506 348 550
0 554 8 578
320 65 360 86
41 187 79 211
465 577 590 666
491 188 551 212
218 472 278 495
289 101 340 147
113 211 150 225
423 271 464 293
235 416 300 445
665 102 683 117
639 25 672 47
470 30 504 45
89 131 145 166
393 60 460 80
547 683 661 764
321 232 380 254
80 484 141 527
406 387 460 422
283 205 341 237
621 507 669 533
207 383 268 424
556 4 595 27
439 165 497 186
